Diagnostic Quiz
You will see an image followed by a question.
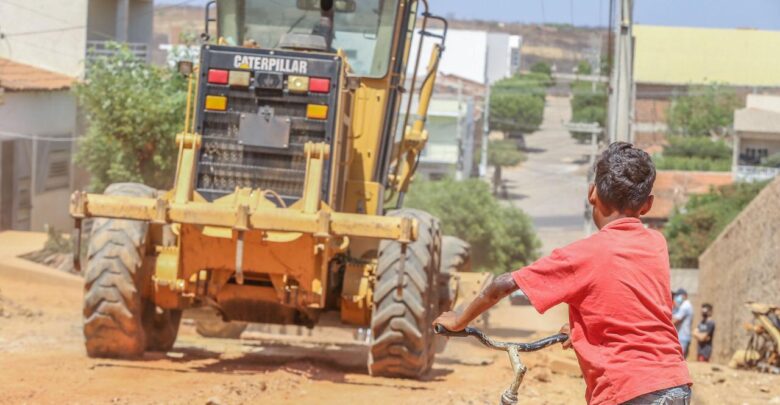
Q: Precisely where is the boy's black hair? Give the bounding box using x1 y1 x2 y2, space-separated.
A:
702 303 713 311
594 142 656 213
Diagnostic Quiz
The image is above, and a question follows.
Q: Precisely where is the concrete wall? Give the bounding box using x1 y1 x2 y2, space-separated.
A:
697 176 780 363
128 0 154 45
0 0 88 77
0 91 78 232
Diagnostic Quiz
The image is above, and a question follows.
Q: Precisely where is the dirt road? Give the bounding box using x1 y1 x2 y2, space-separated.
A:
1 232 779 405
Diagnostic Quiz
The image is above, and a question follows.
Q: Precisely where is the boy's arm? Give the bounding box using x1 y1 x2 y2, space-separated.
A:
432 273 518 331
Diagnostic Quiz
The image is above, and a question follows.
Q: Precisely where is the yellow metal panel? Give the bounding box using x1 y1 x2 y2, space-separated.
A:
205 95 227 111
634 25 780 86
343 180 382 215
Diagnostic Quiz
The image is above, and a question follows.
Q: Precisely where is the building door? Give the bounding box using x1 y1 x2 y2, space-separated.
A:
0 140 13 230
0 140 32 231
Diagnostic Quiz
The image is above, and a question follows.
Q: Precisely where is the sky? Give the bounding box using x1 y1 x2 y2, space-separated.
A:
159 0 780 31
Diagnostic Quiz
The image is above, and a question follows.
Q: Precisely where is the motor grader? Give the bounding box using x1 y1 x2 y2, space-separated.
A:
70 0 478 378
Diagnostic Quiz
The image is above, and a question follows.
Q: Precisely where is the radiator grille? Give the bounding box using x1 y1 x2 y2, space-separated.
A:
193 47 340 204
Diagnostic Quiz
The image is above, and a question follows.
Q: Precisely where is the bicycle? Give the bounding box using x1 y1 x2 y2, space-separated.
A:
434 324 569 405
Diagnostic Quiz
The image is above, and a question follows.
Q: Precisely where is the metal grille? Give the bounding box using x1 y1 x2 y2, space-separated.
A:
194 50 339 204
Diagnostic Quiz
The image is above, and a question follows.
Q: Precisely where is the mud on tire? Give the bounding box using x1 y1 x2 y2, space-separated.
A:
83 183 181 357
195 318 248 339
369 209 441 378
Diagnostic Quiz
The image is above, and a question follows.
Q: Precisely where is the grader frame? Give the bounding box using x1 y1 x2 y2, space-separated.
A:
70 0 472 379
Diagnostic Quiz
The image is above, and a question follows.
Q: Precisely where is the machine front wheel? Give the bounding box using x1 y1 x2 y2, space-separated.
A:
82 183 181 357
369 209 441 378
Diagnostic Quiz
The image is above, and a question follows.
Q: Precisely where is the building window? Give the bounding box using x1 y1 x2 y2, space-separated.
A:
37 141 72 192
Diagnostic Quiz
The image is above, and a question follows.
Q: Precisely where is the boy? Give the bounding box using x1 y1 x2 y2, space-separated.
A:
434 142 692 404
693 303 715 362
672 288 694 358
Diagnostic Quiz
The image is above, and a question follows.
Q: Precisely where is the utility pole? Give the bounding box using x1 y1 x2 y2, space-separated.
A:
607 0 634 144
565 122 603 236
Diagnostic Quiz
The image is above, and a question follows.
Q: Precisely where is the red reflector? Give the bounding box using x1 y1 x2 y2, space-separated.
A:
208 69 229 84
309 77 331 93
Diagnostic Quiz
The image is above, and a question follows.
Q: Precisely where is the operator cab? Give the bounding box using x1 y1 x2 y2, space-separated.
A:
217 0 399 78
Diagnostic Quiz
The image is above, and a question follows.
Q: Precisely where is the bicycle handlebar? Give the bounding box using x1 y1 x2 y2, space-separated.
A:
434 324 569 352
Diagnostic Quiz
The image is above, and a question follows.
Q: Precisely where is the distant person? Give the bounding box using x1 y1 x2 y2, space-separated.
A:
672 288 693 358
434 142 692 404
694 303 715 362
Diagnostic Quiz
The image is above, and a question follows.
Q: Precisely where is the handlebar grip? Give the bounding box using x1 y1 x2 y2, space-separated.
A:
433 324 470 337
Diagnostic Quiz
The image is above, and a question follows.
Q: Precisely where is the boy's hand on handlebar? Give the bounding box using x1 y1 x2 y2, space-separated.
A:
559 323 572 349
432 311 464 332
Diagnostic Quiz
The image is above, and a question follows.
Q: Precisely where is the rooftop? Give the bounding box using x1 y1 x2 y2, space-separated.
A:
633 25 780 87
734 94 780 135
0 58 75 92
645 170 734 221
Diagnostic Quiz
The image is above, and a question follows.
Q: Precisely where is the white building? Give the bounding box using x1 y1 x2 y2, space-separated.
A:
0 59 76 231
0 0 154 77
408 29 522 85
733 94 780 182
405 29 522 180
0 0 154 231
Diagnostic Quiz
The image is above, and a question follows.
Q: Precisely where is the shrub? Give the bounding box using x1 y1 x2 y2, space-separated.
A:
667 84 741 137
654 136 732 171
405 179 540 274
488 139 525 168
569 81 607 142
576 60 593 75
653 156 731 172
665 181 767 268
761 152 780 168
530 61 552 76
663 136 731 160
75 44 187 192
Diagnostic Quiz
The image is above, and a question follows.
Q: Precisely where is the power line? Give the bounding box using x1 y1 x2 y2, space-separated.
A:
0 130 79 143
5 26 86 37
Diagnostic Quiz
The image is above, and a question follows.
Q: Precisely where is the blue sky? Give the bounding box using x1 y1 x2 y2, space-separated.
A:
160 0 780 30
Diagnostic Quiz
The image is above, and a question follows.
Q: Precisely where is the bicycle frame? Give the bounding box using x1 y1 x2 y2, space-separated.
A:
434 325 568 405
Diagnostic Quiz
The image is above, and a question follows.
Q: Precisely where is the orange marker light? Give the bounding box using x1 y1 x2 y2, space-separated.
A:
306 104 328 120
205 95 227 111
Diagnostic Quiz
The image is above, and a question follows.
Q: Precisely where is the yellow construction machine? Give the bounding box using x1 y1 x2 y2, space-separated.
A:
70 0 476 378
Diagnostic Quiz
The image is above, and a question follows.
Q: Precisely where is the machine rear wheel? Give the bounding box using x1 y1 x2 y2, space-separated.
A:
434 236 471 353
82 183 181 357
369 209 441 378
439 236 471 311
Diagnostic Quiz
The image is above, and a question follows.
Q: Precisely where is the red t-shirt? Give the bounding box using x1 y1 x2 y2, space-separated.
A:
512 217 691 405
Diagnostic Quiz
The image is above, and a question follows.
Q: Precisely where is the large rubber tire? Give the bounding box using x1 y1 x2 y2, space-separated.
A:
439 236 471 311
83 183 181 358
434 236 471 353
369 209 441 378
195 319 248 339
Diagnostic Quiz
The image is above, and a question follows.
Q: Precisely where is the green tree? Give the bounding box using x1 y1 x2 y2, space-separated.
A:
530 61 552 76
489 76 546 134
576 60 592 75
667 84 741 137
569 81 607 142
664 181 767 268
75 44 187 192
405 179 540 273
488 139 526 196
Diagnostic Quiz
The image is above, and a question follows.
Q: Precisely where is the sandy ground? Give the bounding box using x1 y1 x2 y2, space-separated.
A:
1 231 780 405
